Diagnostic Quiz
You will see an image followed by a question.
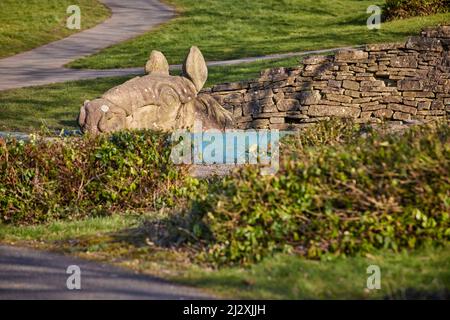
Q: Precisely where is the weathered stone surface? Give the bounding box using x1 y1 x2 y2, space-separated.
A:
298 90 321 105
361 80 385 88
328 80 342 88
345 90 360 98
403 91 435 98
212 82 248 92
243 101 259 116
365 43 403 51
418 101 432 110
404 99 418 107
373 109 394 119
326 94 352 104
421 26 450 39
285 112 309 119
398 80 424 91
308 105 361 118
277 99 300 111
183 46 208 91
273 91 284 103
303 55 330 65
361 102 383 111
233 106 243 117
335 50 368 62
260 67 287 78
79 47 233 135
431 100 445 110
417 110 446 116
342 80 360 91
406 36 443 52
382 96 403 104
252 119 270 128
390 56 418 68
270 117 285 124
388 104 418 115
262 102 278 113
360 111 373 119
234 115 252 123
145 50 169 75
223 92 243 104
393 111 411 121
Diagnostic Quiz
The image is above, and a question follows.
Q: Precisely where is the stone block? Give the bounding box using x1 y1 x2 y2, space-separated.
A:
418 101 431 110
308 105 361 118
393 111 411 121
233 106 243 117
345 90 361 98
277 99 300 112
302 55 330 65
326 93 352 104
212 82 248 92
373 109 394 119
335 50 368 62
431 100 445 110
365 43 403 51
390 56 418 68
388 104 417 115
342 80 360 91
298 90 321 105
398 80 424 91
251 119 270 128
406 36 443 52
270 117 285 124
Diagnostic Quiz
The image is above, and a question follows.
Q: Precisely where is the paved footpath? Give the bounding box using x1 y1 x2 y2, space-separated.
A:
0 245 212 300
0 0 175 91
0 0 359 91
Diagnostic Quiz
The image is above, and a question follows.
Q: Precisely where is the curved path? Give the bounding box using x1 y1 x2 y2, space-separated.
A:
0 245 212 300
0 0 175 91
0 0 361 91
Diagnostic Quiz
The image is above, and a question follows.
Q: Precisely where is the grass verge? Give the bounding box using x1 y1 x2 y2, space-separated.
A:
68 0 450 69
0 0 110 59
0 215 448 299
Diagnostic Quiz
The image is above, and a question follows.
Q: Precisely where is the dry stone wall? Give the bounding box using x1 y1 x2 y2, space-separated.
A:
202 26 450 130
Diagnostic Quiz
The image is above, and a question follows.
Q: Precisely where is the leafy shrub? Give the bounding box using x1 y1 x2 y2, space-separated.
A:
0 131 189 224
193 121 450 265
383 0 450 20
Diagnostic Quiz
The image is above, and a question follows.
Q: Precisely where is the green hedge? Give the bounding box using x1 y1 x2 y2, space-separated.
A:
0 131 189 224
383 0 450 20
193 122 450 265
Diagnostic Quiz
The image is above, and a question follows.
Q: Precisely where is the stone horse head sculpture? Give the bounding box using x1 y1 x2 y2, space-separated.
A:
78 47 233 135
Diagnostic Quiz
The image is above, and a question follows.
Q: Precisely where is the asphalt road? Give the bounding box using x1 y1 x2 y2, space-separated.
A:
0 245 212 300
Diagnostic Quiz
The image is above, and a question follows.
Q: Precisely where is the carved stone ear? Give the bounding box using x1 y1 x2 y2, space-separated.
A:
78 104 86 128
145 50 169 75
182 46 207 92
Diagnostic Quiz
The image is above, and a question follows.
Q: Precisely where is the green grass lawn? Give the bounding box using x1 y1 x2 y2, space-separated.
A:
68 0 450 69
0 57 300 132
1 214 448 299
182 248 450 299
0 0 110 58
